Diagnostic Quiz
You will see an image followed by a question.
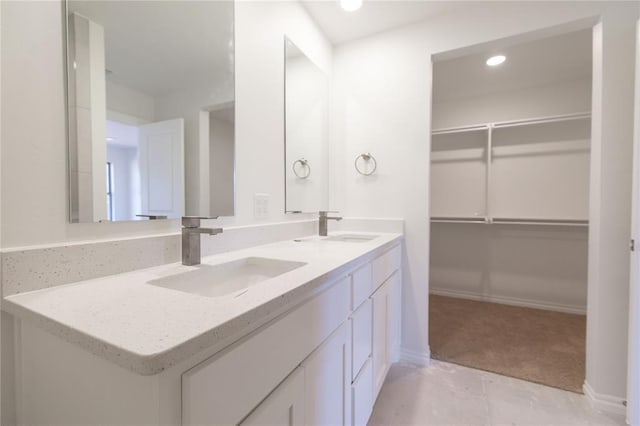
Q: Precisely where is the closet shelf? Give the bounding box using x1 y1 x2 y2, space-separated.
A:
430 216 589 227
430 216 487 224
431 112 590 135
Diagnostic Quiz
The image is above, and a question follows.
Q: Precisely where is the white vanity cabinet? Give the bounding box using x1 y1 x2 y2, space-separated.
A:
10 241 402 426
182 277 351 425
184 244 401 426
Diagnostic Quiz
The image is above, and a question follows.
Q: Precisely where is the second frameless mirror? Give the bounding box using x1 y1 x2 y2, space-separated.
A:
284 37 330 213
66 0 235 223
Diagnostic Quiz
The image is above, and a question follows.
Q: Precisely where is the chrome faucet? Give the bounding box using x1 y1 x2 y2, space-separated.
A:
182 216 223 266
319 211 342 237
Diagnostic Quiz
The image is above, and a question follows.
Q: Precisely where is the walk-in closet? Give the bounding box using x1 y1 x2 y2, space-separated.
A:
429 29 592 393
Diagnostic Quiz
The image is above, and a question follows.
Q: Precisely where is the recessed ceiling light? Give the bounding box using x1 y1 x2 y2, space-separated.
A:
486 55 506 66
106 137 116 142
340 0 362 12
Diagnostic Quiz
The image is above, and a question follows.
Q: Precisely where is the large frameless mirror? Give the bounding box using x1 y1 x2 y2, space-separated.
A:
284 37 330 213
65 0 235 223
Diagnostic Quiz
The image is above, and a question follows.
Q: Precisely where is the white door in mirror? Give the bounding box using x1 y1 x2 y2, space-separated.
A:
138 118 184 219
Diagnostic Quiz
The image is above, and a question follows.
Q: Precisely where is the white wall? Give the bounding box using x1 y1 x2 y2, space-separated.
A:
430 224 589 313
331 1 639 404
0 0 330 248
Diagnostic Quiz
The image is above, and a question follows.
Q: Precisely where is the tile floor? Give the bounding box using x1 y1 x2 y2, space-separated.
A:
369 360 624 426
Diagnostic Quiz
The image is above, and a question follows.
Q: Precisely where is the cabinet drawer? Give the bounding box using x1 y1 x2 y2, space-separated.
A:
351 298 372 381
352 357 373 426
372 245 401 291
182 277 350 426
352 263 372 310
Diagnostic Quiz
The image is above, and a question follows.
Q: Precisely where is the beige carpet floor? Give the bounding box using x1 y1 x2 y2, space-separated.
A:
429 295 586 393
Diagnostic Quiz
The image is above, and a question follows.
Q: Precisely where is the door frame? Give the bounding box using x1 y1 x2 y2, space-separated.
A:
627 18 640 426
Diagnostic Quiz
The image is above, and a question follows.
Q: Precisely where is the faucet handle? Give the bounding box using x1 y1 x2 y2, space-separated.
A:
181 216 219 227
319 211 340 216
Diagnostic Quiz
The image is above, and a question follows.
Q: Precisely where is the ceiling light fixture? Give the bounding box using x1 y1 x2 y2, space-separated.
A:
106 137 116 142
340 0 362 12
486 55 506 66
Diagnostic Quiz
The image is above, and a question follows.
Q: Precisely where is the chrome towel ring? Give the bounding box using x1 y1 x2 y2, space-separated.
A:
355 152 377 176
293 158 311 179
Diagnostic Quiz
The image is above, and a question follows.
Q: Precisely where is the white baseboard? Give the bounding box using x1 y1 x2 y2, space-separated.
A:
430 288 586 315
399 347 431 367
583 381 627 418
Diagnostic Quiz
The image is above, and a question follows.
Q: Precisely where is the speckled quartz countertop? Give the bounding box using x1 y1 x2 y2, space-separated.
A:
2 232 402 375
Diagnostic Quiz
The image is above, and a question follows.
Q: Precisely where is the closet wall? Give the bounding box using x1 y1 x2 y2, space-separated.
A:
429 31 592 314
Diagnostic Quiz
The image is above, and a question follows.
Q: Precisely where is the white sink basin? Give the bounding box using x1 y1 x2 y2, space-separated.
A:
148 257 306 298
324 234 379 243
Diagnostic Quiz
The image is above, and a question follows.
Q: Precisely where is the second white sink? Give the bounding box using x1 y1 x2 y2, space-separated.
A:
149 257 307 298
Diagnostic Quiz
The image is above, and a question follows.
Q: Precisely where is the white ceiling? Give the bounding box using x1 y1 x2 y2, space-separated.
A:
301 0 469 45
68 1 233 97
433 29 592 102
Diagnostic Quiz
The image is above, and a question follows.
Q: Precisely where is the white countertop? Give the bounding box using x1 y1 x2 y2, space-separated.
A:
2 232 402 375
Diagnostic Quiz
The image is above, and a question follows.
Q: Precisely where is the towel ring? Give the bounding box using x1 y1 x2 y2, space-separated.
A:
293 158 311 179
355 153 377 176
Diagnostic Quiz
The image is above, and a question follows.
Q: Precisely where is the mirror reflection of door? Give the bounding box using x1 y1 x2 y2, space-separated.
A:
138 119 184 220
105 119 184 221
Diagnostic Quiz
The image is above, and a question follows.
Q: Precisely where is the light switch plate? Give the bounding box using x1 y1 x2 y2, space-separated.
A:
254 193 270 219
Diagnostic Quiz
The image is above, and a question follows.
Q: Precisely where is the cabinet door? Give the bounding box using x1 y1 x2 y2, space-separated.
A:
352 357 373 426
372 280 390 397
240 367 305 426
388 271 402 364
351 299 373 381
303 322 351 426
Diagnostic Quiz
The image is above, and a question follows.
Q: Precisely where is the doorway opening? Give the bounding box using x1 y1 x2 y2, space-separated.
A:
428 28 592 393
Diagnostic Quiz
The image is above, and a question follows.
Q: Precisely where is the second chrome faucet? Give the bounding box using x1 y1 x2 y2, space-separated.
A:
319 211 342 236
182 217 223 266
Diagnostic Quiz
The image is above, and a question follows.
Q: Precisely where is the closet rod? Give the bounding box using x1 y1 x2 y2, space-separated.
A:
430 217 589 226
431 125 489 136
492 112 591 130
430 216 487 224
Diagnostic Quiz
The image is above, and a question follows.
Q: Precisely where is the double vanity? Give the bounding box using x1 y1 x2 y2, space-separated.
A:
3 231 402 425
2 2 402 424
